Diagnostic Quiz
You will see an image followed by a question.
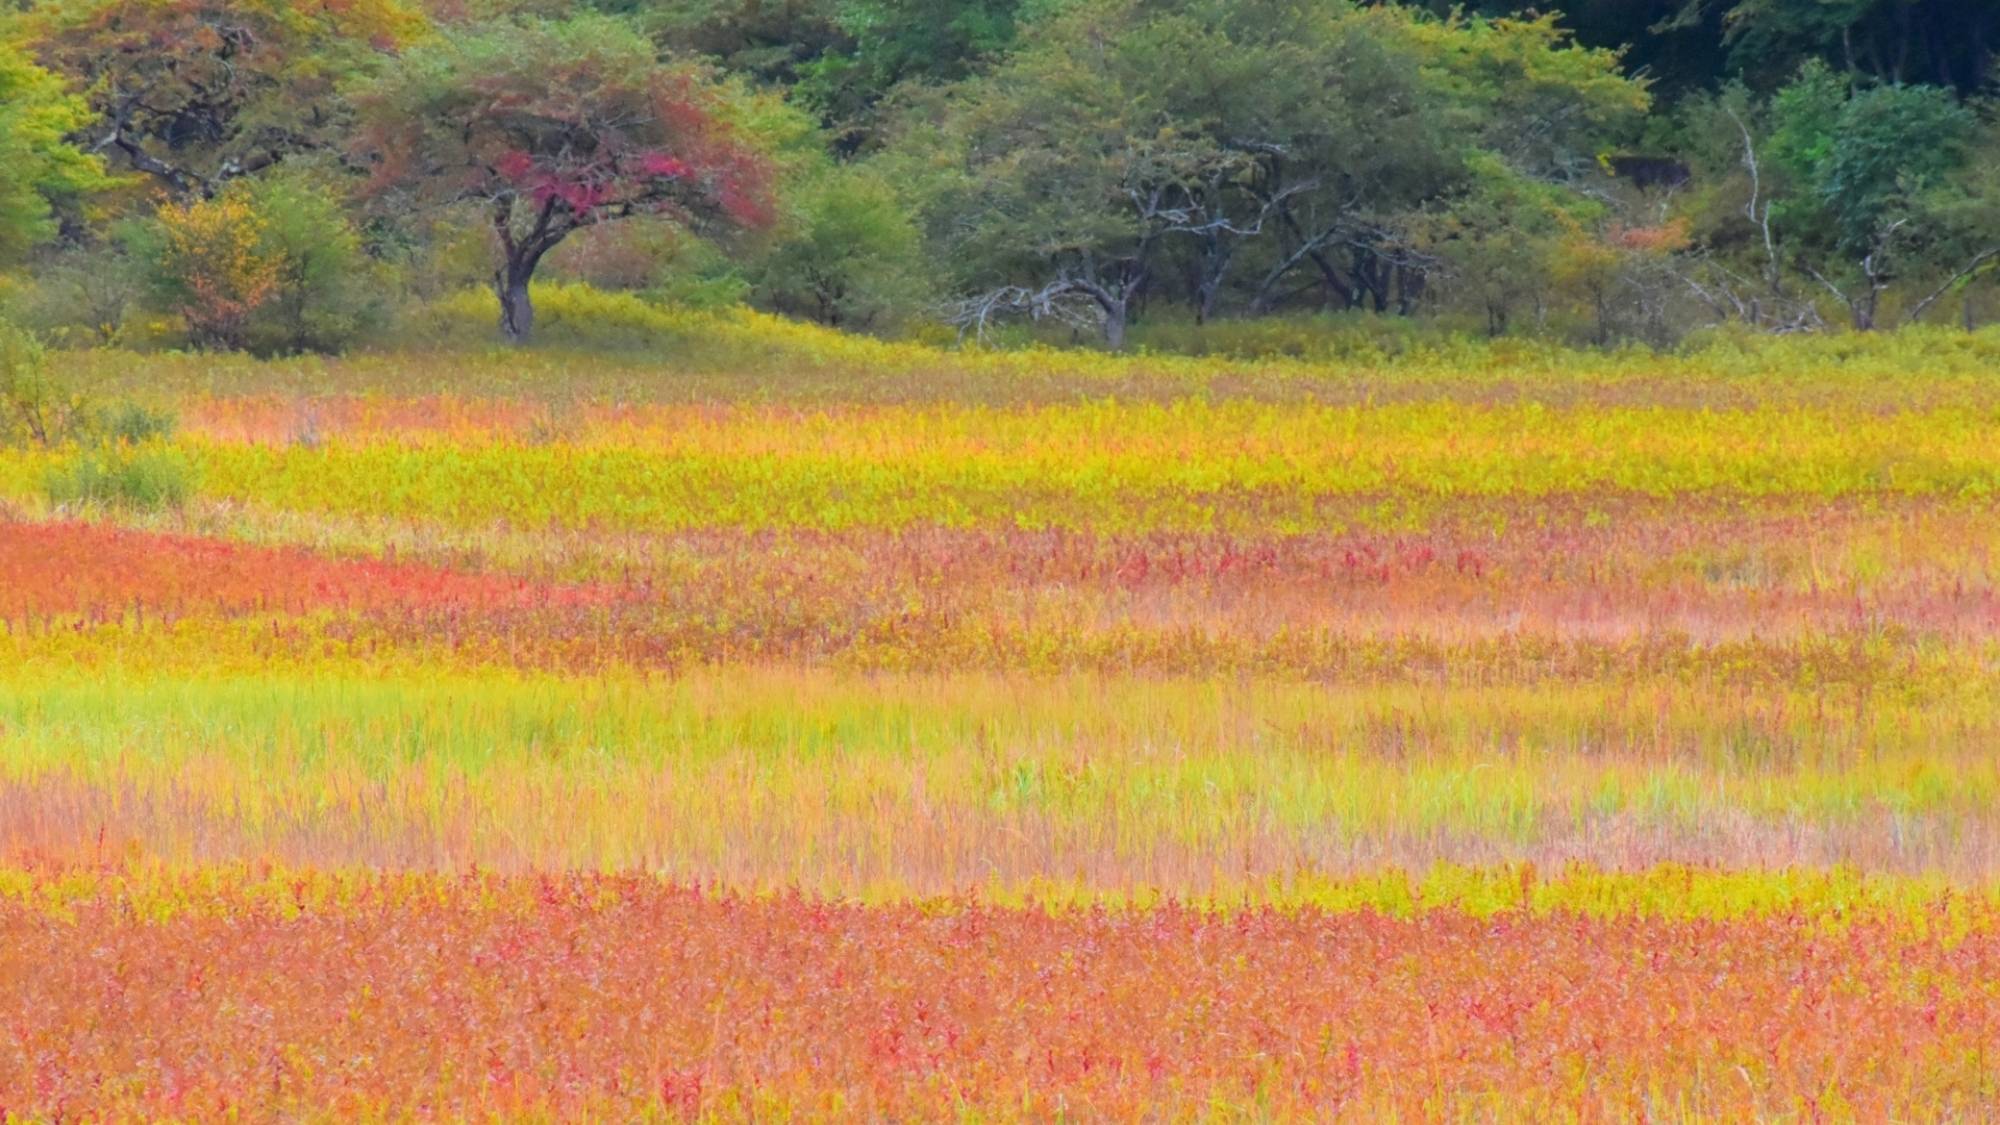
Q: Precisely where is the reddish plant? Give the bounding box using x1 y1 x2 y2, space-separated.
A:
3 869 1999 1120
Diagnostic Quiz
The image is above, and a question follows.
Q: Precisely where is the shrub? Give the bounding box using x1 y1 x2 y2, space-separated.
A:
127 193 282 350
1124 310 1480 363
3 242 145 347
544 218 683 292
2 317 183 448
541 220 750 310
42 444 195 511
239 170 386 354
127 172 381 354
749 163 931 331
0 318 86 447
403 283 693 352
98 400 178 445
397 281 927 371
3 317 188 512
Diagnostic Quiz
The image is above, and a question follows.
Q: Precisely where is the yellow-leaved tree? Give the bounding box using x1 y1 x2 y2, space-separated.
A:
137 196 284 350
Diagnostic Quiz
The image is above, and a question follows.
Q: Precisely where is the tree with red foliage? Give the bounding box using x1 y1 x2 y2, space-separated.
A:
349 14 776 343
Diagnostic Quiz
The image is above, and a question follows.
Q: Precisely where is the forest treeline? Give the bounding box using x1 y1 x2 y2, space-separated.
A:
1 0 1996 352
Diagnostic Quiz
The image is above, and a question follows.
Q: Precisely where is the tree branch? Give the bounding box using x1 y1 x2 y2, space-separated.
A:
1905 246 2000 325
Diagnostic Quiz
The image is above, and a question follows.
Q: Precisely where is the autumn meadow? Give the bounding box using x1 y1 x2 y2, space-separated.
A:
8 0 2000 1120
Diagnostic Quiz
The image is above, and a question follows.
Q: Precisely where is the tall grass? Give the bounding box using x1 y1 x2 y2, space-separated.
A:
6 863 1998 1120
6 302 2000 1122
1 398 1995 530
2 667 1996 886
36 283 2000 410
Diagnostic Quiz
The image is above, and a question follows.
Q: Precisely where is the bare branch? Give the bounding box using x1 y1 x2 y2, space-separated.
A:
1905 246 2000 325
946 280 1105 345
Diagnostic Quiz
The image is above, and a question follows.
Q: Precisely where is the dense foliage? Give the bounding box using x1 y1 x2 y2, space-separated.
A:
0 0 1997 349
0 42 110 264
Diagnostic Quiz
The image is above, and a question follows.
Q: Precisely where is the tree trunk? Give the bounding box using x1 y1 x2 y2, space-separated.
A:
1851 281 1882 332
1392 265 1425 316
1194 230 1232 326
496 263 535 345
1103 300 1129 351
490 196 564 346
1196 271 1224 326
1083 264 1143 351
1305 247 1357 309
1353 249 1391 313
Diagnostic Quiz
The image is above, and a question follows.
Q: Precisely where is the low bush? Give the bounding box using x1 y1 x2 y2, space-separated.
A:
124 171 385 355
397 282 924 370
1124 311 1486 363
2 318 177 448
0 318 87 446
2 317 190 511
543 218 750 310
97 400 177 445
749 163 932 330
0 243 146 347
243 171 390 355
42 444 195 511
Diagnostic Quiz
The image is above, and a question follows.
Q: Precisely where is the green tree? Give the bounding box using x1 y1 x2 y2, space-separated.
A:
430 0 849 88
239 170 385 352
902 0 1248 347
1674 0 1996 93
1409 154 1599 335
1766 64 1976 328
799 0 1037 139
123 163 382 353
1405 13 1648 177
20 0 426 198
1452 0 1994 96
749 160 929 328
123 191 284 350
0 42 110 264
1669 64 1991 331
903 0 1644 344
1904 127 2000 327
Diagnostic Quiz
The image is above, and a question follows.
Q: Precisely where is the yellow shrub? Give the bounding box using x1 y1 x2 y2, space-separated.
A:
143 196 283 350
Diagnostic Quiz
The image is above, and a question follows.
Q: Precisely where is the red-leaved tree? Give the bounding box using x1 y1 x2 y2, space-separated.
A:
349 14 775 343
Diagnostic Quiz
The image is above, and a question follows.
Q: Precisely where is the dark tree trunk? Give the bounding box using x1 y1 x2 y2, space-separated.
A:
491 196 569 346
1851 293 1878 332
497 266 536 345
1193 228 1234 325
1352 249 1392 313
1195 267 1225 326
1304 246 1357 309
1392 264 1425 316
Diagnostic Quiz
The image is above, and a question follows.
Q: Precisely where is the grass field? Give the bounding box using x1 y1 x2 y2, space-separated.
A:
4 322 2000 1119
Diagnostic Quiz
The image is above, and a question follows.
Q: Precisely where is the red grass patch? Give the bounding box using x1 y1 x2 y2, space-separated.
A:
1 871 1996 1120
0 520 618 621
